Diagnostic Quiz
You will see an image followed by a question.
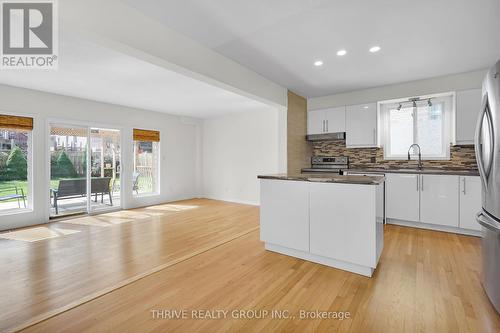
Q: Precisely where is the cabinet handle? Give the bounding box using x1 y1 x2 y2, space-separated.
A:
326 120 329 132
421 176 424 191
416 175 419 191
373 129 376 144
323 120 326 133
462 178 466 195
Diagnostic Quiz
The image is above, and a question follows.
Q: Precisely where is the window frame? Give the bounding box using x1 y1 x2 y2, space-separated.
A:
378 92 455 160
0 123 33 216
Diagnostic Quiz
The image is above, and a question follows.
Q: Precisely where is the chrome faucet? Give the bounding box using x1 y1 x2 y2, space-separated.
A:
407 144 423 170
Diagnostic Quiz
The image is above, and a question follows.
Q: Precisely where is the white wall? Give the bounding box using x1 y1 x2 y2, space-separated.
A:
202 108 286 205
0 84 201 231
308 69 487 109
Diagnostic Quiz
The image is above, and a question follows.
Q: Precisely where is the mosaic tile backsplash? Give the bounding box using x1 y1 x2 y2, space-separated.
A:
311 140 478 170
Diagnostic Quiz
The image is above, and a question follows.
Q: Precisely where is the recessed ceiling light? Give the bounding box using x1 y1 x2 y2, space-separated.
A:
336 49 347 56
369 46 381 53
363 106 369 109
314 60 323 67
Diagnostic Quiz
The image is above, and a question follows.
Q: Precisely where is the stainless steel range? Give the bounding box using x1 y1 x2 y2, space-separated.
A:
302 156 349 174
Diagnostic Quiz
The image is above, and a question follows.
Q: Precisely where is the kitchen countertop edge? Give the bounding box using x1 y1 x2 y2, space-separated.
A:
258 174 385 185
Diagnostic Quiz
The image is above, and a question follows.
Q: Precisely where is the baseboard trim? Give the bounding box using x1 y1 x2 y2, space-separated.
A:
201 196 259 206
387 218 482 237
265 243 374 277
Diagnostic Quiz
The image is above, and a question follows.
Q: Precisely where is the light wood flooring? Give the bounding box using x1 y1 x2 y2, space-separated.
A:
1 199 499 332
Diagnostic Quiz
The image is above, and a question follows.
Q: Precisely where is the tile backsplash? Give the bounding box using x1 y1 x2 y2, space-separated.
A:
311 140 477 170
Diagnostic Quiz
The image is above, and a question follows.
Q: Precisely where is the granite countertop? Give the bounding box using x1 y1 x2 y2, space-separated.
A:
258 173 385 185
346 167 480 176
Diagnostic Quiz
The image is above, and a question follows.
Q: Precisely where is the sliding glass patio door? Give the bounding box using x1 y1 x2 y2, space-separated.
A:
49 124 89 217
49 124 121 218
90 128 121 212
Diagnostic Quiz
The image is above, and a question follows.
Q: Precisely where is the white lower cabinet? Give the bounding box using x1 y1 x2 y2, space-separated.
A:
386 173 420 221
459 176 482 231
419 175 459 227
260 180 309 252
385 172 481 234
309 182 376 267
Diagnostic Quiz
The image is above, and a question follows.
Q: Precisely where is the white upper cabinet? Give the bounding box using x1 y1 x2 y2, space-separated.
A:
324 107 346 133
307 107 345 135
419 175 459 227
307 110 325 135
456 89 482 144
386 173 420 222
346 103 377 148
459 176 482 231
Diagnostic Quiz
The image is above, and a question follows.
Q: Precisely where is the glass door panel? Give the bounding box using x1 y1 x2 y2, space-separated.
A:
90 128 121 212
49 124 89 217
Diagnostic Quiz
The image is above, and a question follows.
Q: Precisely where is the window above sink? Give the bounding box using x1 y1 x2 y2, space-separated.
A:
378 92 455 160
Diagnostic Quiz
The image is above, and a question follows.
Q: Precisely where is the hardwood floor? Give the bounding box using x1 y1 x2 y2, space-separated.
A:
3 199 499 332
0 199 259 333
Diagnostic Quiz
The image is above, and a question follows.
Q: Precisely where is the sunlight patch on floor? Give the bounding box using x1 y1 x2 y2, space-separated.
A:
144 204 200 212
0 227 80 242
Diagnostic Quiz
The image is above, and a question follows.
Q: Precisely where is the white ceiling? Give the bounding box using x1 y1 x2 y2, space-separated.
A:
124 0 500 97
0 37 274 118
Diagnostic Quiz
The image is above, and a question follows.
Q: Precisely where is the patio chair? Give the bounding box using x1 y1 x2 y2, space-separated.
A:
0 186 26 208
132 172 140 195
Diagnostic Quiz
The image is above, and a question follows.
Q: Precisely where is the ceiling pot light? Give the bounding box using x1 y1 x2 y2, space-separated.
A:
363 106 369 109
369 46 381 53
314 60 323 67
336 49 347 56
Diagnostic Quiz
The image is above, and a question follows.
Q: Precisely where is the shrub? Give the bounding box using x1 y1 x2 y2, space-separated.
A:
54 151 77 178
1 146 27 180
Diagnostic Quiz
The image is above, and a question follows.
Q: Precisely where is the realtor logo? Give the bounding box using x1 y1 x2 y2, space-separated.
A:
1 0 58 69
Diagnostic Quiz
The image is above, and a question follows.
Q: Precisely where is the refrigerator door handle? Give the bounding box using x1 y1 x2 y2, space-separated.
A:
477 211 500 233
475 93 494 189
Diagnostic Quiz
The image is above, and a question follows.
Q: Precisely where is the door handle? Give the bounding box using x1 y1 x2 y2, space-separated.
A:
475 92 494 190
477 211 500 233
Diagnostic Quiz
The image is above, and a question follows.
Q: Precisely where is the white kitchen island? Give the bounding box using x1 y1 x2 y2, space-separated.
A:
258 174 385 277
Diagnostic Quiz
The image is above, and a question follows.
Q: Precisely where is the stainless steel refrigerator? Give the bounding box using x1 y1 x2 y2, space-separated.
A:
475 59 500 313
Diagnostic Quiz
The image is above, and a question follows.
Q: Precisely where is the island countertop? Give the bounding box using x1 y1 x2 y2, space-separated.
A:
258 173 385 185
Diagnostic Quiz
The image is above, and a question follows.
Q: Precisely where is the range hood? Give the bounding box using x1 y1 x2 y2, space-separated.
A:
306 132 345 141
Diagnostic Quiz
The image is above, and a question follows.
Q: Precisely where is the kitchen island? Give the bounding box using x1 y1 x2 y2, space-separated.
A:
258 174 385 277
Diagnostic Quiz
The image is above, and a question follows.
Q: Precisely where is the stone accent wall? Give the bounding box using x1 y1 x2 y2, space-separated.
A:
312 140 477 170
287 91 312 174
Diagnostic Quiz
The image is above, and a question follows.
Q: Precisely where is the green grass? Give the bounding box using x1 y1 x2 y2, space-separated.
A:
0 179 60 203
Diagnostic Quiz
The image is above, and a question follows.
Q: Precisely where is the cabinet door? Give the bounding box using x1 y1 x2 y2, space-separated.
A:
459 176 482 231
386 173 420 222
420 175 459 227
346 103 377 147
309 182 376 267
260 180 310 252
307 110 325 135
324 106 346 133
456 89 481 144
